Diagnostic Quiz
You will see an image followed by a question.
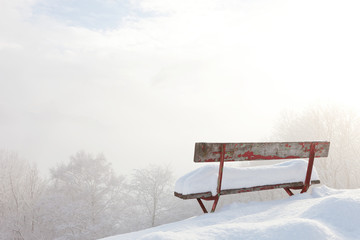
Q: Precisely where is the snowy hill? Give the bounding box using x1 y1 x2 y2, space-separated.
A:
101 186 360 240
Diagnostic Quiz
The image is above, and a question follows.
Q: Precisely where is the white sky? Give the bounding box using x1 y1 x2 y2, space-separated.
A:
1 0 360 177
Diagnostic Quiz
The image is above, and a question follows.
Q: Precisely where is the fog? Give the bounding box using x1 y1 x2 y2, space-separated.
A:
1 0 360 177
1 0 360 239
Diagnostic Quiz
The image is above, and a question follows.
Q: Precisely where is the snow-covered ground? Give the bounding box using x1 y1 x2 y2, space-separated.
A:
101 186 360 240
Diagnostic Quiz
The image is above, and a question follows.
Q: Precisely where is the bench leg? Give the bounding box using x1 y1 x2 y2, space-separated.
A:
301 185 309 193
211 195 220 213
301 143 316 193
197 198 208 213
197 196 221 213
198 144 225 214
284 187 294 196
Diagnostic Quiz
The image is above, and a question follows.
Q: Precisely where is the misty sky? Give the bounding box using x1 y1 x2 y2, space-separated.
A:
1 0 360 176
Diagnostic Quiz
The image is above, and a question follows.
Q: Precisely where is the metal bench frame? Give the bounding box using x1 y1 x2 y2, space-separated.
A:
174 141 330 213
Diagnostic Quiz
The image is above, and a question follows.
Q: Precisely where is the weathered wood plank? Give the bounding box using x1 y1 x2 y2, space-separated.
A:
194 142 330 162
174 180 321 199
174 191 212 199
220 180 320 195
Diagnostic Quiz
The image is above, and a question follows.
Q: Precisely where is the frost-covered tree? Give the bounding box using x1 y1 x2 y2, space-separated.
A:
0 150 46 240
129 165 175 229
273 105 360 188
43 151 128 240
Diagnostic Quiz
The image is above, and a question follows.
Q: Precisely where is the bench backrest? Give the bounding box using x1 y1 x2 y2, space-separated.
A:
194 142 330 162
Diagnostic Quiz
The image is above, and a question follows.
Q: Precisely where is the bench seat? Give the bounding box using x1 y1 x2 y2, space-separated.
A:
174 159 320 199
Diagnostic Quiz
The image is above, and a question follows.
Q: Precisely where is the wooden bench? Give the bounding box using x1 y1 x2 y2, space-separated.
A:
174 141 330 213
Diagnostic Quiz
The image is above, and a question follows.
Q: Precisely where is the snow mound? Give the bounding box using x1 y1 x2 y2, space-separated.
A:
101 186 360 240
175 159 319 196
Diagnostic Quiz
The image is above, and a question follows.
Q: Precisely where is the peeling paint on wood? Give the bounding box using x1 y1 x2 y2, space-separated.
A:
177 141 330 213
194 142 330 162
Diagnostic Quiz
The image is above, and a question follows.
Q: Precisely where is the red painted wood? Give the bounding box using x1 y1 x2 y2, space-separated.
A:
174 191 212 199
284 187 294 196
200 196 217 201
194 142 330 162
174 180 321 199
209 144 226 213
301 143 316 193
216 144 225 195
211 196 219 213
197 198 208 213
175 141 330 213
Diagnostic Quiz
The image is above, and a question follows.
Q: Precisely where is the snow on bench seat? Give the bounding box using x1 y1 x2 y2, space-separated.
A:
175 159 319 197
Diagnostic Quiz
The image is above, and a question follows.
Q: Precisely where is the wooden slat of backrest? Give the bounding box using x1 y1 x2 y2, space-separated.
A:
194 142 330 162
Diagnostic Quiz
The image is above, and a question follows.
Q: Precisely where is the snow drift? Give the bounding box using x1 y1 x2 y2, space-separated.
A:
101 186 360 240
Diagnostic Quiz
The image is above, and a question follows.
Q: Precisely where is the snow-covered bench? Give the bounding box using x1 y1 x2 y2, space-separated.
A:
174 142 330 213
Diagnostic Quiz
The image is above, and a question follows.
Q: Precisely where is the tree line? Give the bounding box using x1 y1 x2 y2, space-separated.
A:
0 151 203 240
2 104 360 240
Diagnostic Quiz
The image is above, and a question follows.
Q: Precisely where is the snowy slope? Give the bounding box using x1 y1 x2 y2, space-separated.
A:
101 186 360 240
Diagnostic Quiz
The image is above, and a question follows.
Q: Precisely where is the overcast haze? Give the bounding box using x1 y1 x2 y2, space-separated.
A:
1 0 360 176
